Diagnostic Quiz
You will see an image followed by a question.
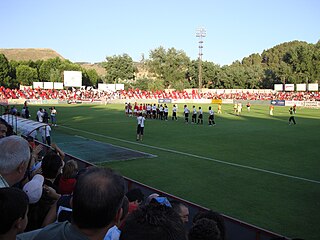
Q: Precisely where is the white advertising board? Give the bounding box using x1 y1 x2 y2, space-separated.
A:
64 71 82 87
274 84 283 91
285 84 295 91
308 83 318 91
43 82 54 89
33 82 43 89
54 82 64 89
296 84 306 91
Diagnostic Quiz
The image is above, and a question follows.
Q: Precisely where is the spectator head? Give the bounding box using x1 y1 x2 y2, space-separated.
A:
0 135 30 186
192 210 226 240
120 204 186 240
145 193 159 205
72 167 125 230
23 174 44 204
0 123 7 138
188 218 221 240
62 160 78 179
0 187 29 236
41 152 63 179
170 200 189 224
126 188 144 204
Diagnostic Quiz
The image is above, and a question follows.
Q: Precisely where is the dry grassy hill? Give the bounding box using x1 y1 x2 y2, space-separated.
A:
0 48 148 77
0 48 65 61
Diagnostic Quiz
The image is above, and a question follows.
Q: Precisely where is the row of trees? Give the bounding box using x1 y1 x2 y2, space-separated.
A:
1 40 319 90
104 40 320 90
0 56 101 88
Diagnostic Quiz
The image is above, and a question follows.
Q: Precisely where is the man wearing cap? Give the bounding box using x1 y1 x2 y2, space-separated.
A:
23 174 44 204
0 136 30 188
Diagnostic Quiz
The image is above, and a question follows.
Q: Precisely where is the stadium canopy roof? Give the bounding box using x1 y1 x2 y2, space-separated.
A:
1 115 49 137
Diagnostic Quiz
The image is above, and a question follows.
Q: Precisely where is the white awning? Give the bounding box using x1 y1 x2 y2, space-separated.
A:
1 115 49 137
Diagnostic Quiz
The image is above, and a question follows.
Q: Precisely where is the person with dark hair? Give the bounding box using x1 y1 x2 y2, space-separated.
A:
136 112 145 141
18 167 126 240
172 104 178 121
289 107 296 125
170 200 189 224
126 188 144 204
120 204 186 240
0 187 29 240
197 106 203 124
192 105 197 124
188 218 221 240
184 105 189 124
192 210 226 240
208 106 216 126
25 151 64 231
0 123 7 138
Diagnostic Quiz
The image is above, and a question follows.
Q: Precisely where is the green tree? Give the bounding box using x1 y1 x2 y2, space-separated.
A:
146 47 190 89
0 54 14 87
39 57 63 81
16 65 38 86
103 54 136 84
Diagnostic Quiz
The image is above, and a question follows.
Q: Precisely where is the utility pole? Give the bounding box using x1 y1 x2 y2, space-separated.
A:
196 27 206 91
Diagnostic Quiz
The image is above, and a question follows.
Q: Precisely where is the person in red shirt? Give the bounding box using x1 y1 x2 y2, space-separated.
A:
58 160 78 195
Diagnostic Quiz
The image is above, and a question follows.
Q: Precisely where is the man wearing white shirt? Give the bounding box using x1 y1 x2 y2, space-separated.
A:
136 113 145 141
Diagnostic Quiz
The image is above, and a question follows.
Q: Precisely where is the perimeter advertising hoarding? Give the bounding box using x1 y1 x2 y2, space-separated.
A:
43 82 54 89
64 71 82 87
33 82 43 89
284 84 294 91
158 99 172 103
274 84 283 91
270 100 285 106
296 84 306 91
54 82 64 90
308 83 318 91
211 99 222 104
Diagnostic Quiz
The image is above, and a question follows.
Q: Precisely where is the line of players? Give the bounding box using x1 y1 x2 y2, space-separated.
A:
125 102 218 126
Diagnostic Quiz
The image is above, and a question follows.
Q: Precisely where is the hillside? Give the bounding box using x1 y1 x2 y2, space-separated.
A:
0 48 65 61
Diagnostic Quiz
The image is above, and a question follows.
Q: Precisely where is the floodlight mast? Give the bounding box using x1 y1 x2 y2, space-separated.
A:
196 27 206 91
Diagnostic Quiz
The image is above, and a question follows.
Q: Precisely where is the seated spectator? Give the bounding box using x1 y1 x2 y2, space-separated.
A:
192 210 226 240
170 200 189 224
25 151 64 231
17 167 126 240
126 188 144 213
188 218 222 240
58 160 78 195
105 196 129 240
120 204 186 240
0 187 29 240
0 123 7 138
0 135 30 188
22 174 44 204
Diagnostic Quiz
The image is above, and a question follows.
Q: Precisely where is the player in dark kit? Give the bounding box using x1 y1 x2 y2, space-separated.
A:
288 107 296 125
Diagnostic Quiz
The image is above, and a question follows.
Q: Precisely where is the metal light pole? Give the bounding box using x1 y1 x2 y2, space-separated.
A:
196 27 206 91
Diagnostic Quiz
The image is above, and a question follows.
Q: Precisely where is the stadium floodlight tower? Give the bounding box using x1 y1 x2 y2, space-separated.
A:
196 27 206 92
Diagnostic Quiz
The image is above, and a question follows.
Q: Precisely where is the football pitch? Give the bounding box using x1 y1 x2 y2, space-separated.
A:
31 103 320 240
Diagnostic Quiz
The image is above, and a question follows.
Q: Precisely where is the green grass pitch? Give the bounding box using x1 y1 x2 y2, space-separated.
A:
27 103 320 240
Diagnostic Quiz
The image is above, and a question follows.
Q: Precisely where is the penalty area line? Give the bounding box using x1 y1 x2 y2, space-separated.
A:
60 125 320 185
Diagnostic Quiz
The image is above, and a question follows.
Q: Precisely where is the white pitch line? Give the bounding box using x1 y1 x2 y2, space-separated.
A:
59 125 320 185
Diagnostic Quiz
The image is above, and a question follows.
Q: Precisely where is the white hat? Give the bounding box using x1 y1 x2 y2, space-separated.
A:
23 174 44 204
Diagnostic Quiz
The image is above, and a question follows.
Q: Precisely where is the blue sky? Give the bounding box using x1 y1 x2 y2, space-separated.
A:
1 0 319 65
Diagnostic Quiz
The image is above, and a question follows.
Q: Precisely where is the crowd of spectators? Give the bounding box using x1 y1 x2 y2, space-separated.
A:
0 121 228 240
1 86 319 101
